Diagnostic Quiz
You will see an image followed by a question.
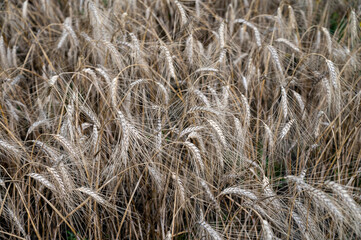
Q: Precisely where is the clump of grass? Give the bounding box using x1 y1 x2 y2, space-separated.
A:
0 0 360 239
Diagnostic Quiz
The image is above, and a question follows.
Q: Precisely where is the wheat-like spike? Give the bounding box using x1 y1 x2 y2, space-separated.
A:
322 77 332 108
186 34 193 64
321 27 332 54
263 122 274 148
92 124 99 149
63 112 73 138
179 126 204 138
54 134 80 158
81 32 98 51
207 119 227 147
22 0 29 19
47 167 66 195
171 173 185 203
81 122 92 129
0 139 21 156
197 40 205 56
324 180 361 222
5 100 19 121
160 45 176 79
291 212 312 240
129 33 145 66
195 0 200 18
280 86 288 120
145 7 151 20
217 48 227 64
195 67 219 73
26 119 48 137
174 0 187 25
221 85 229 108
164 231 172 240
193 89 211 107
294 200 322 239
8 75 21 86
59 162 74 190
88 1 102 24
244 200 270 221
234 18 262 47
11 46 17 67
350 10 358 42
67 102 74 121
80 32 92 42
219 20 225 49
279 119 294 140
77 187 108 206
0 36 7 69
6 207 27 237
155 82 169 105
82 68 98 81
186 132 205 153
240 93 251 126
117 110 130 163
100 40 122 67
276 6 284 28
129 78 147 88
0 179 5 188
262 219 274 240
80 105 101 128
200 179 220 210
286 175 344 222
117 110 140 139
207 86 221 107
262 177 282 210
292 90 305 112
267 45 284 75
183 141 204 173
288 5 297 29
28 173 56 191
220 186 258 201
226 3 235 35
314 111 324 138
129 32 140 53
31 140 59 160
57 28 68 50
7 46 12 68
209 134 224 170
241 75 248 92
234 117 244 140
148 165 164 192
211 29 220 43
198 220 223 240
299 169 307 180
49 75 59 87
63 17 79 46
276 38 300 52
325 59 338 89
60 118 69 139
95 67 111 85
111 77 118 107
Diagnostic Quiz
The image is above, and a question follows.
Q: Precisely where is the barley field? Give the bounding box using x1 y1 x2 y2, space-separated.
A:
0 0 361 239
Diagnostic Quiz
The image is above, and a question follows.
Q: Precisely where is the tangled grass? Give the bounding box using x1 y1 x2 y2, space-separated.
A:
0 0 361 239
